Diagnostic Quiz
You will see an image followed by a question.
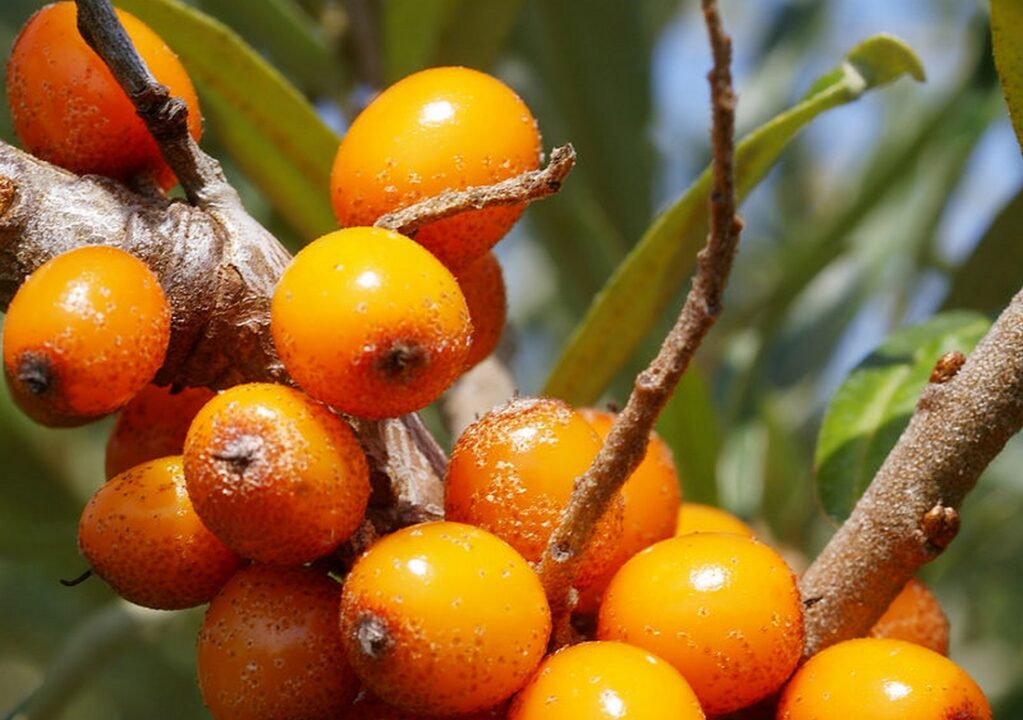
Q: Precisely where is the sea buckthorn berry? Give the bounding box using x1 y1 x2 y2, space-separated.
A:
78 456 242 610
105 384 215 479
445 397 623 590
271 227 471 419
777 638 990 719
456 251 507 370
597 532 804 716
330 66 541 271
2 246 171 427
869 578 950 655
675 502 756 538
183 383 370 565
6 1 202 189
345 691 508 719
339 521 551 716
509 641 705 720
575 407 681 613
198 565 359 720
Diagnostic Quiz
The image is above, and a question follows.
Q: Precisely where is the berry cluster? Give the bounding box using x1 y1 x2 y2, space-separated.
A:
1 4 993 720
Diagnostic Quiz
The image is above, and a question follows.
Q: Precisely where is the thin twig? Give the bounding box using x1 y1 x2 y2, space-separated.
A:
74 0 227 205
536 0 742 640
375 144 576 237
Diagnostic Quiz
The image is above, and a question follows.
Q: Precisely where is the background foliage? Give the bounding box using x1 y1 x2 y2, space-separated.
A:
1 1 1021 717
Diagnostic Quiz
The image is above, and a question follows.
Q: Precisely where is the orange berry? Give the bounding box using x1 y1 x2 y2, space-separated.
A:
331 66 541 271
271 227 472 419
78 455 242 610
339 521 551 716
456 251 507 370
3 245 171 427
197 565 359 720
597 533 804 716
6 1 202 189
445 397 623 590
510 641 705 720
869 578 950 655
777 638 990 719
345 691 507 719
105 383 215 479
183 383 370 565
675 502 755 538
575 407 680 613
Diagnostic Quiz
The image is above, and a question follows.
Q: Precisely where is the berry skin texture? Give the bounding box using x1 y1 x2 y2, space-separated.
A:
575 407 681 613
183 383 370 565
271 227 472 419
105 384 215 479
345 692 508 719
445 397 624 590
675 502 756 538
197 565 359 720
6 1 202 189
777 637 990 720
596 532 804 716
2 245 171 427
339 521 551 717
456 251 507 370
509 641 705 720
330 66 541 271
78 455 242 610
869 578 950 655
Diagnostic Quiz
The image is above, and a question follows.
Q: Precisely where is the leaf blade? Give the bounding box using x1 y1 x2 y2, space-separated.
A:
543 34 925 404
992 0 1023 152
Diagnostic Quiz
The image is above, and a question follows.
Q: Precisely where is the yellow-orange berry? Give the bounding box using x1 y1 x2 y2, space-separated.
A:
675 502 755 537
271 227 471 419
345 692 508 719
456 251 507 370
597 533 804 716
198 565 359 720
331 66 541 271
78 455 242 610
575 407 680 613
869 578 950 655
445 397 623 590
6 1 202 189
105 384 215 479
183 383 370 565
777 638 990 719
509 641 705 720
3 245 171 426
339 521 551 716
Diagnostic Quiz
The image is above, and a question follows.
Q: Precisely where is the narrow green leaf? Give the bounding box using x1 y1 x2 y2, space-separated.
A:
543 34 925 404
814 312 989 522
655 368 720 505
992 0 1023 152
436 0 525 70
382 0 457 83
943 189 1023 316
117 0 340 240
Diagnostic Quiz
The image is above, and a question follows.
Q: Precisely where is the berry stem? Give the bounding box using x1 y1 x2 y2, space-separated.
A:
374 144 576 237
536 0 743 638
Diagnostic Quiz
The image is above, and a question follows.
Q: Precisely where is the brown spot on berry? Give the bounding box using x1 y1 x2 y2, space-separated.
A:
375 341 429 383
15 350 54 396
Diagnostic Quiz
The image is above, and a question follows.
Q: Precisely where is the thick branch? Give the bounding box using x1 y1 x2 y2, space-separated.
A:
536 0 742 632
375 144 576 236
74 0 227 206
800 290 1023 655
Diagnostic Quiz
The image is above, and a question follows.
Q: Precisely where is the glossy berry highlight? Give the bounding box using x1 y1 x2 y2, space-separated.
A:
78 455 242 610
339 521 551 716
271 227 472 419
777 637 990 719
597 532 804 716
6 1 202 189
3 245 171 426
198 565 359 720
331 66 541 271
183 383 370 565
445 397 623 590
509 641 705 720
